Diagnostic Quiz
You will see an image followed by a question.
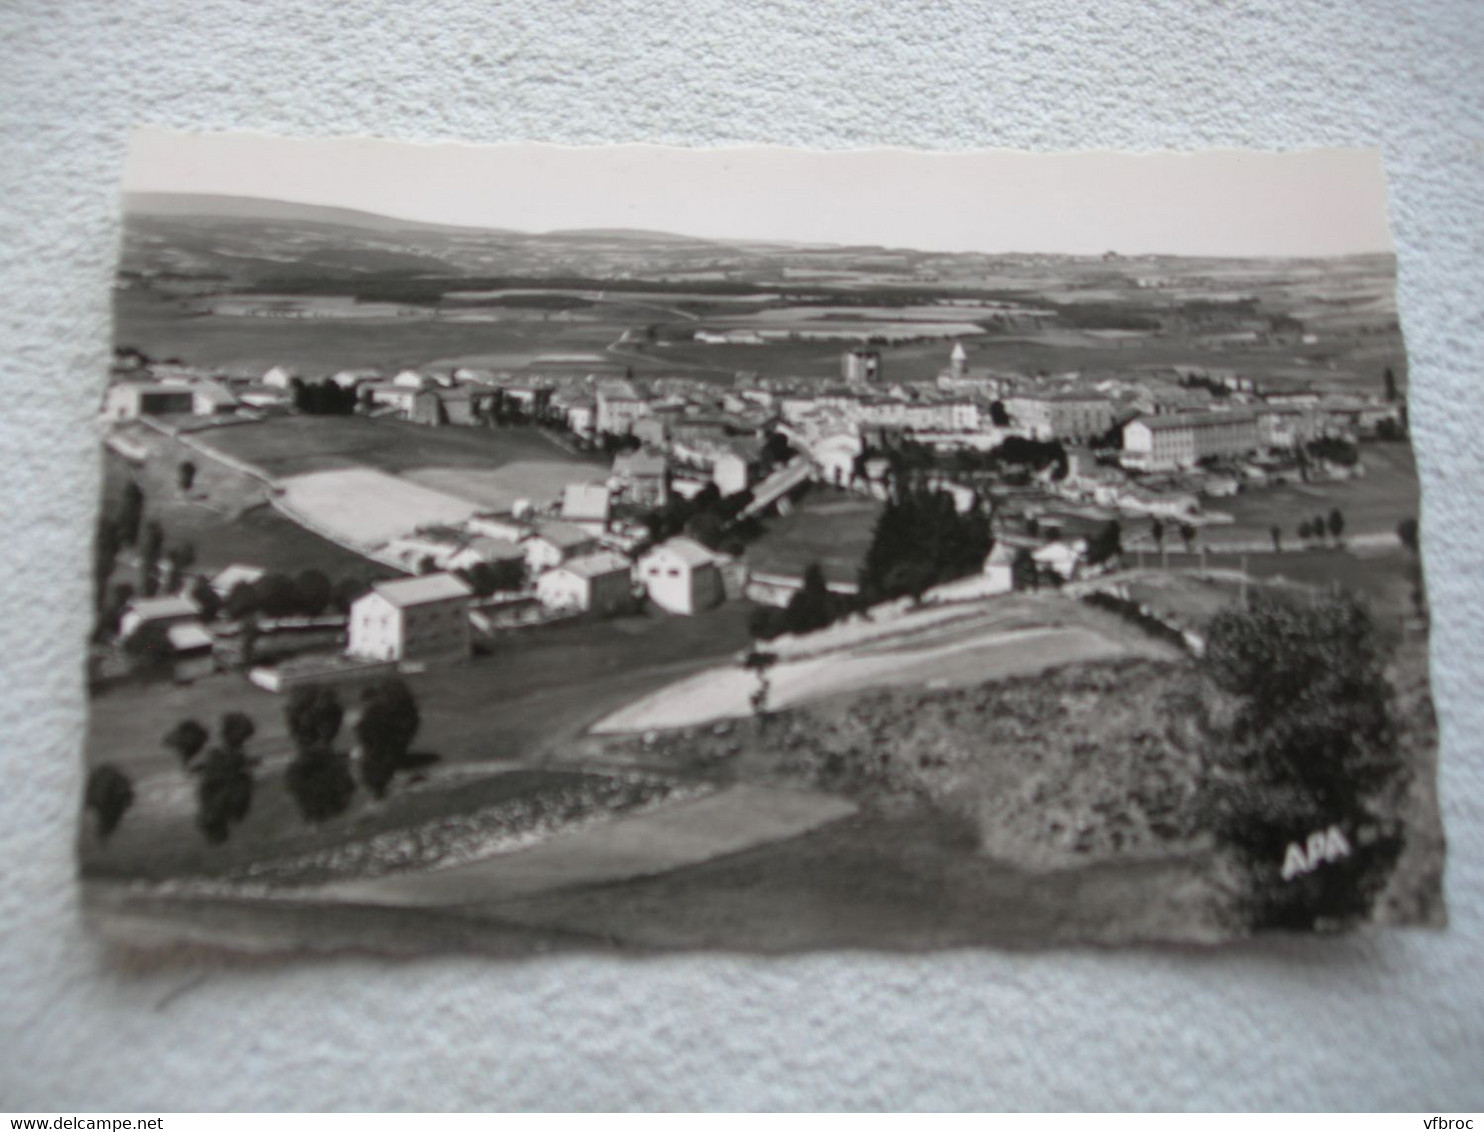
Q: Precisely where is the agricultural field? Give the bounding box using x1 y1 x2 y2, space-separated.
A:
277 468 485 548
1144 547 1420 625
1207 440 1420 545
115 290 629 375
743 487 881 585
402 462 603 510
195 414 600 480
99 437 395 579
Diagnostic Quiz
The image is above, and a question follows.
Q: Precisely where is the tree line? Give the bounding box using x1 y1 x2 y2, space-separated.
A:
85 678 429 847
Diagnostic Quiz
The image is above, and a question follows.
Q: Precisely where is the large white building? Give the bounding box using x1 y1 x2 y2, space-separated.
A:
637 537 725 615
1121 411 1262 471
595 381 651 436
347 574 472 665
1004 392 1118 442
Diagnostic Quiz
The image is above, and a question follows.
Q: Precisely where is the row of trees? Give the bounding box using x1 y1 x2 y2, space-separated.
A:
643 482 759 556
139 678 425 847
1298 508 1346 546
292 378 359 415
222 570 371 621
857 488 993 607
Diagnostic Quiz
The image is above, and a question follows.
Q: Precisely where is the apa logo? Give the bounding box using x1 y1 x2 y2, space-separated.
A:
1280 825 1352 882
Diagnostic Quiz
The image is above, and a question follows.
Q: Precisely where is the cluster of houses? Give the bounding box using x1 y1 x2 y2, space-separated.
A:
100 338 1405 688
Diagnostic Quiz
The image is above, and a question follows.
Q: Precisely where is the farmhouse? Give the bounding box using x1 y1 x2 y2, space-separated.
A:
595 380 651 436
523 521 598 574
467 511 532 543
165 622 217 682
119 593 201 641
445 536 526 575
347 573 472 665
1121 411 1262 471
534 550 633 615
638 537 725 615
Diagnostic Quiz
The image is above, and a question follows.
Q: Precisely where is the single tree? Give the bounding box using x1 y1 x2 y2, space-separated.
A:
295 569 332 618
1087 520 1122 567
284 684 344 751
196 745 253 843
331 576 369 615
224 580 260 621
1150 517 1165 552
1327 508 1345 544
189 576 222 621
94 517 121 611
166 542 197 581
177 460 197 492
85 764 134 841
356 679 421 799
1383 366 1399 404
1298 520 1312 543
1011 547 1038 592
220 711 256 752
285 745 356 823
139 520 164 597
163 719 209 768
1179 522 1197 554
784 564 838 636
253 573 301 618
118 482 144 547
1270 525 1283 554
1396 517 1419 554
743 650 778 719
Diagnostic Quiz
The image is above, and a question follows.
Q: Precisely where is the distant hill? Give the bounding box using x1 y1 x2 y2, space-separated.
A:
124 192 517 236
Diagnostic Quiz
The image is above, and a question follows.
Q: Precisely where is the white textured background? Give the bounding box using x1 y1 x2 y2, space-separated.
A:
2 0 1482 1111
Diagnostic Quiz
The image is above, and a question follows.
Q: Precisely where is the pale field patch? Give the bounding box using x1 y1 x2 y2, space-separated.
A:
278 468 482 547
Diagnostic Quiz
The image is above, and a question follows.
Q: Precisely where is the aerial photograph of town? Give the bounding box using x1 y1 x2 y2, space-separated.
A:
80 137 1444 954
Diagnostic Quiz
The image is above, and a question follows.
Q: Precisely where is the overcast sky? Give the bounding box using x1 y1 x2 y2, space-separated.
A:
124 129 1395 258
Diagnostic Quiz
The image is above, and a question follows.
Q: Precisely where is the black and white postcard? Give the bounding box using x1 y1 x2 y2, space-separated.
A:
81 133 1444 953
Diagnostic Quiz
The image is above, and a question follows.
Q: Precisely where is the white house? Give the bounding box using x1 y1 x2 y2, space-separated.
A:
534 551 633 615
445 536 526 576
1032 538 1088 582
346 573 472 665
982 542 1017 594
561 482 612 536
191 380 240 416
523 521 598 575
261 365 296 389
637 537 724 615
